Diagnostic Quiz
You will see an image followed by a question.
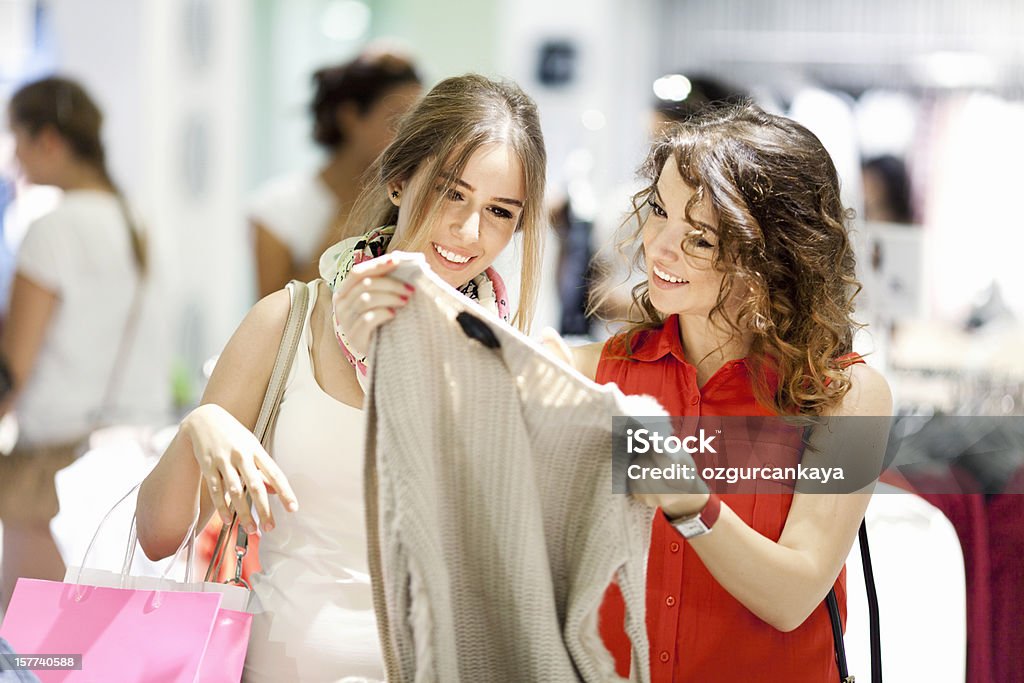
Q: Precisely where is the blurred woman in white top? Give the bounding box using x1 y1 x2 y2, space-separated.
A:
0 76 172 608
249 48 422 298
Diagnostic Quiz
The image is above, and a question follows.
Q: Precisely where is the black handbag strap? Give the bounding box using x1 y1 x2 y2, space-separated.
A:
826 588 850 681
859 521 883 682
827 519 881 682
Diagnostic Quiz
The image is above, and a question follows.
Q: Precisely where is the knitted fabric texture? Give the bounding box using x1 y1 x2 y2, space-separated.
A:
363 257 657 683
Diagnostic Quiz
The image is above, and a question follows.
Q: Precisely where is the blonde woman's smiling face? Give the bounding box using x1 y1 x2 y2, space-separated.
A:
391 143 525 289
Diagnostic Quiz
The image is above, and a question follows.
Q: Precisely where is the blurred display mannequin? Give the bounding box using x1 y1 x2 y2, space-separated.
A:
549 197 596 337
248 48 422 299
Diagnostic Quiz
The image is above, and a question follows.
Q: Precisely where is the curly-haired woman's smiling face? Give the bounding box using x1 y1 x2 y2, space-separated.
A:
642 158 728 319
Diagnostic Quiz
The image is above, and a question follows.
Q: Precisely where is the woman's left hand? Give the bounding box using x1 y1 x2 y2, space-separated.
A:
626 437 710 517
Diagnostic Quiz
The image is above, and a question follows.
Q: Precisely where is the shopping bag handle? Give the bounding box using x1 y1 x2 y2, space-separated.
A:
123 511 199 584
71 482 201 591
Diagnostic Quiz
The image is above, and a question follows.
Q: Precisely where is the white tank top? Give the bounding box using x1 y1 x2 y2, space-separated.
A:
243 282 384 682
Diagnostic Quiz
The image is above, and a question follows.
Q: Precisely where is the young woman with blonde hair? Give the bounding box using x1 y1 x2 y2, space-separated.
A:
136 74 546 681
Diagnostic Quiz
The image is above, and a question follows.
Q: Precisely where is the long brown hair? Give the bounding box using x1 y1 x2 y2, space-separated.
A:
344 74 547 332
596 103 860 417
9 76 146 277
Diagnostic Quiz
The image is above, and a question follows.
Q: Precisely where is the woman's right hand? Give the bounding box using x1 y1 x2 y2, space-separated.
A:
331 254 415 361
182 403 298 534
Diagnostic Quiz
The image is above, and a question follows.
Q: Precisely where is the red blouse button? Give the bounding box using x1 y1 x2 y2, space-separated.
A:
669 542 680 553
666 595 676 607
689 395 700 406
659 651 670 663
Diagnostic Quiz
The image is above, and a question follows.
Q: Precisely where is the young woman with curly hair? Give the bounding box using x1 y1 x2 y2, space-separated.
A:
563 103 892 682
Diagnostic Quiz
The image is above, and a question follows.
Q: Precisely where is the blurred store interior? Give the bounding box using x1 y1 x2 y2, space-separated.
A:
2 1 1024 681
4 0 1024 412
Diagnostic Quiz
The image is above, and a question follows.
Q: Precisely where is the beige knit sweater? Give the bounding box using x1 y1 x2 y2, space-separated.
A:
363 257 659 683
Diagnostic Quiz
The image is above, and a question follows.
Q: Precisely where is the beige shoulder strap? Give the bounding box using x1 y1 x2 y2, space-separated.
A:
253 279 311 446
204 279 311 583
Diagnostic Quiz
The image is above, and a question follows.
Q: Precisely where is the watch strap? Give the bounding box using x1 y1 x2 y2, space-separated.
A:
666 493 721 539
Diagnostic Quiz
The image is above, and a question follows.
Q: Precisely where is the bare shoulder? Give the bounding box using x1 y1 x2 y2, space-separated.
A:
199 289 293 428
230 289 292 355
834 362 893 417
570 340 606 382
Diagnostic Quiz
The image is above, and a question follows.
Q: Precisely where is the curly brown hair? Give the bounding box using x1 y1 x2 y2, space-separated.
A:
598 103 861 417
311 50 421 150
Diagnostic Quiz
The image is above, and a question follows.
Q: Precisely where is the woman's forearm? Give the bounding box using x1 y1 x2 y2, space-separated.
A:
136 416 207 561
682 493 868 632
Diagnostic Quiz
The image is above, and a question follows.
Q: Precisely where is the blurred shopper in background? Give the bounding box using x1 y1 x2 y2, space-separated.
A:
0 178 16 323
137 74 546 681
248 48 422 298
567 104 891 682
0 76 171 609
861 153 914 224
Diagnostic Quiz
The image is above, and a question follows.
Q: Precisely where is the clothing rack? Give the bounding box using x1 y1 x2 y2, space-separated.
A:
890 364 1024 417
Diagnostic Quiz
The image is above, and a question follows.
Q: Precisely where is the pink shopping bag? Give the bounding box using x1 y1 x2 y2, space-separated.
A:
192 581 251 683
0 578 222 682
197 608 251 683
0 484 253 682
18 569 254 683
107 536 254 683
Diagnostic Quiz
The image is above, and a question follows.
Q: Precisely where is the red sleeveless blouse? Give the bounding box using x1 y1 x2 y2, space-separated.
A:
597 315 861 682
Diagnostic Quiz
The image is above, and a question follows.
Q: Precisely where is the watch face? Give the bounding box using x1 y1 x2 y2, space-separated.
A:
675 517 710 539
